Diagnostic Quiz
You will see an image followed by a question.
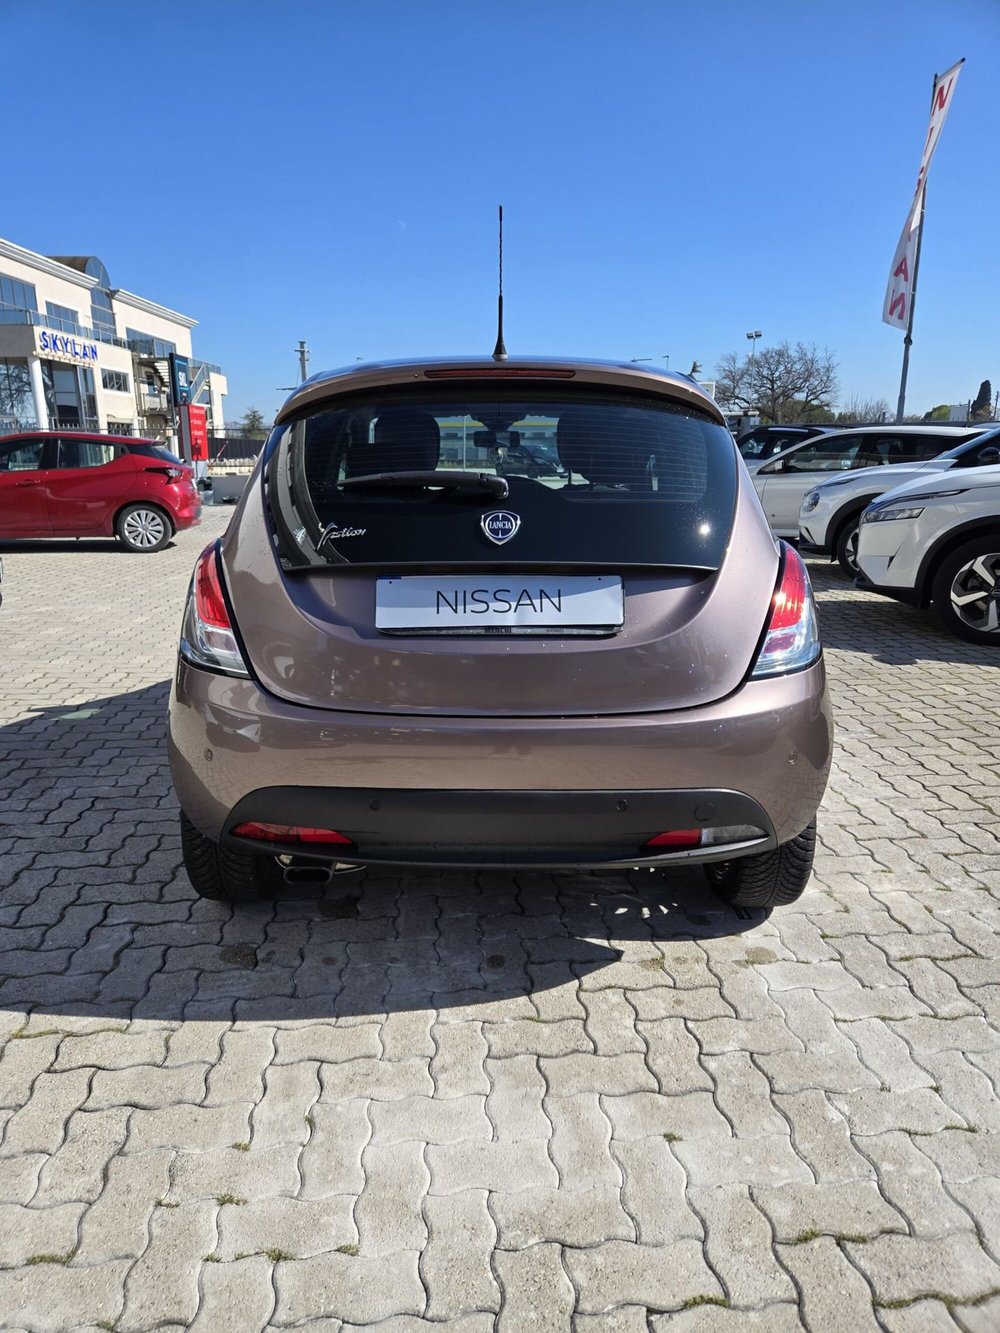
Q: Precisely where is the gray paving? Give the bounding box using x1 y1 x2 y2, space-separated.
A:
0 507 998 1331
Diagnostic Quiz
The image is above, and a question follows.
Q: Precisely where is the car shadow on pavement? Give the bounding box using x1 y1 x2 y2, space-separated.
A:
0 538 178 555
0 682 765 1024
807 561 999 667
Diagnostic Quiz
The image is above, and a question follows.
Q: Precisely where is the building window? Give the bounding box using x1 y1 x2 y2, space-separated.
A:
41 362 98 431
101 369 131 393
126 328 176 359
0 273 38 316
0 358 35 427
45 301 82 334
91 287 117 342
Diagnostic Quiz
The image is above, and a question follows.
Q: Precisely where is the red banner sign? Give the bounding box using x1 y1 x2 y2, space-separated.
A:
183 404 209 461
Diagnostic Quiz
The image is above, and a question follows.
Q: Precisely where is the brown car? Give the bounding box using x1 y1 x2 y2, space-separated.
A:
169 357 832 910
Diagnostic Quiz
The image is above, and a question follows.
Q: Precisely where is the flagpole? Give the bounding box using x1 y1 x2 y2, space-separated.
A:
895 73 939 424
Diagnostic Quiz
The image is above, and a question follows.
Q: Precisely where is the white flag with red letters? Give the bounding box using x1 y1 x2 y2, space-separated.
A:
883 59 964 330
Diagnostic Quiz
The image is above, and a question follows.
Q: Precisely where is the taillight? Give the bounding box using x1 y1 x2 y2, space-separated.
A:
750 543 821 678
179 541 249 677
232 822 354 846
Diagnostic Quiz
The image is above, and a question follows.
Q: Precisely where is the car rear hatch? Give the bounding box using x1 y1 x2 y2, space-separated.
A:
222 366 779 716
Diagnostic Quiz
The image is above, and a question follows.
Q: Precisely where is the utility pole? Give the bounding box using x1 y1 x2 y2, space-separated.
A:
296 340 310 384
746 330 762 408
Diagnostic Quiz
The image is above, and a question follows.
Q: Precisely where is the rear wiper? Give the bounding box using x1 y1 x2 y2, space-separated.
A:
338 469 509 499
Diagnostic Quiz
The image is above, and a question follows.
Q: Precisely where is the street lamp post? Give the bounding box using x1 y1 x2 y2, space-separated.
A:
745 330 762 408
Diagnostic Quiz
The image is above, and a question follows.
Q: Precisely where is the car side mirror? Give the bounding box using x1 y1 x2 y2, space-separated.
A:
976 445 1000 465
759 458 787 476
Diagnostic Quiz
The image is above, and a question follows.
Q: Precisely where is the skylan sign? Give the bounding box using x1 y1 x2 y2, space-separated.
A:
34 328 100 364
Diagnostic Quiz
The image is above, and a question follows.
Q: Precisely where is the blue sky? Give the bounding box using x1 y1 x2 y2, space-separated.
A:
5 0 998 422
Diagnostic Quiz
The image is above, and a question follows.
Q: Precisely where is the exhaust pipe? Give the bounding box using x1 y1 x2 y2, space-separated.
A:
279 856 365 886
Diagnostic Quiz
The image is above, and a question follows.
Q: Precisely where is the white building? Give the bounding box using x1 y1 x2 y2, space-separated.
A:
0 236 227 439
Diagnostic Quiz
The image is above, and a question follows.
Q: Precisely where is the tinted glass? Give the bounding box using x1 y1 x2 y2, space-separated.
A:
780 435 862 472
932 431 998 464
267 388 738 570
128 441 184 464
0 440 44 471
57 440 117 469
738 427 811 459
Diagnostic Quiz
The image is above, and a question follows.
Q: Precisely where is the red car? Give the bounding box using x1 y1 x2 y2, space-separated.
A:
0 431 201 552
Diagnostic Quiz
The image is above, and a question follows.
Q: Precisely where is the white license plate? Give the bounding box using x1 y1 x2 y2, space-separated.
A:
375 575 624 631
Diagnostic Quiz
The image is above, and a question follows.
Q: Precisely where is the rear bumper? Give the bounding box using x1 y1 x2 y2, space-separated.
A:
169 659 833 860
222 785 777 869
166 487 202 530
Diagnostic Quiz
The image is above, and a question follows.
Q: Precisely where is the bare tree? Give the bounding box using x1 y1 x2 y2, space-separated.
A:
0 360 32 422
714 341 838 422
715 351 751 410
836 396 891 424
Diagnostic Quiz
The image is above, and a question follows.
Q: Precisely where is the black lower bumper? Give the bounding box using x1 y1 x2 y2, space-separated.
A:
798 539 830 558
223 786 777 869
854 575 918 606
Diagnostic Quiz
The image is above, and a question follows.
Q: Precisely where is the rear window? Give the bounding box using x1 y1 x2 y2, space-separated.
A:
128 441 185 465
264 387 738 570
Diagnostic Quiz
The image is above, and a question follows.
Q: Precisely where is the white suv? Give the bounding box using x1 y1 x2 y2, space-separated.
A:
856 464 1000 645
746 425 983 540
799 428 999 574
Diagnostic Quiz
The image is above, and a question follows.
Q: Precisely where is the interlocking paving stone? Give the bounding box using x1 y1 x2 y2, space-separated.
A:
2 517 1000 1327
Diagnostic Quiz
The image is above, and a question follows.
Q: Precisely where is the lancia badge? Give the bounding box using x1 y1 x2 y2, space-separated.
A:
481 511 521 545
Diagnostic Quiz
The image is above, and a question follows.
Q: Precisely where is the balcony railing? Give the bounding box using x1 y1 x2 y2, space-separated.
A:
0 304 130 349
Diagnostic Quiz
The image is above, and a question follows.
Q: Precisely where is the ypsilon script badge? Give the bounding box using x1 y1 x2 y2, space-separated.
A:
481 511 521 546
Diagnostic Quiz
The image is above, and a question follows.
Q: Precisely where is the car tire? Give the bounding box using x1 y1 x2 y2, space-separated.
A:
703 819 816 910
930 538 1000 645
180 811 285 902
115 503 172 553
835 514 863 577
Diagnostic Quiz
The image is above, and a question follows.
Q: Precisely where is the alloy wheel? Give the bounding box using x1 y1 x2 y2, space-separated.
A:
122 508 167 549
949 553 1000 634
843 526 860 575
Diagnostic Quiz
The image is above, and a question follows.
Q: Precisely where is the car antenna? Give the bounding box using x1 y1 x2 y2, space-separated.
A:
492 204 507 361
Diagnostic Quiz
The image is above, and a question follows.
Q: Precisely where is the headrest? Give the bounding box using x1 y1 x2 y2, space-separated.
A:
353 408 441 476
557 407 653 488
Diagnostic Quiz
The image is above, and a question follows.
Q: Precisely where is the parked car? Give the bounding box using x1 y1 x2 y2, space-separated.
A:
856 463 1000 645
799 427 1000 574
736 424 836 461
499 439 564 477
169 356 833 911
0 431 200 552
746 425 986 540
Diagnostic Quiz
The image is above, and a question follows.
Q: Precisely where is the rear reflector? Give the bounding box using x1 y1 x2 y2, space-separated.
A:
232 822 354 846
644 829 702 849
643 824 767 852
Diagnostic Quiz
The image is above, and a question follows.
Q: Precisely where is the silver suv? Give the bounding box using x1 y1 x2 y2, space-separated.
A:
799 428 998 573
746 425 985 541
